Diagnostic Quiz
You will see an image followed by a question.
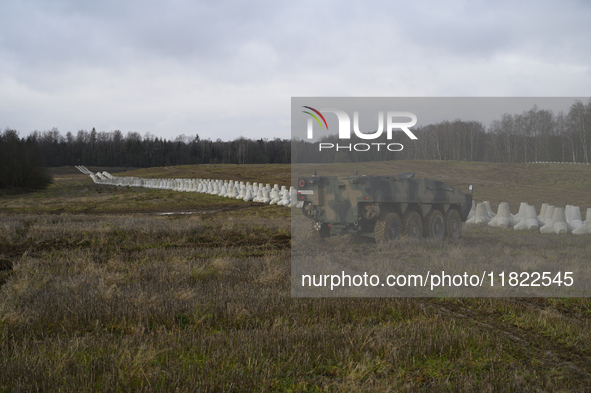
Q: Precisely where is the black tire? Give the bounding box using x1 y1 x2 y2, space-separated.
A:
445 209 462 239
374 212 402 244
312 222 330 239
424 210 445 240
302 202 315 218
402 211 423 239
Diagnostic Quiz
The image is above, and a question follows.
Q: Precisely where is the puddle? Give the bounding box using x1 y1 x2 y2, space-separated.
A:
154 210 223 216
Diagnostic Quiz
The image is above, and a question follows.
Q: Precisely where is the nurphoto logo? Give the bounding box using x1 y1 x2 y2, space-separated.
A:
302 106 418 152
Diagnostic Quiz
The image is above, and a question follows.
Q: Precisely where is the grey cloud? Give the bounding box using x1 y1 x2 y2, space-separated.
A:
0 0 590 140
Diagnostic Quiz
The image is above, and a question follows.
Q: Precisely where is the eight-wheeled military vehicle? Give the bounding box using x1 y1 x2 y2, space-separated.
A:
297 173 472 243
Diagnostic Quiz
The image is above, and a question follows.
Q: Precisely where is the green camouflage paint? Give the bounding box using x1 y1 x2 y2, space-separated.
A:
298 173 472 239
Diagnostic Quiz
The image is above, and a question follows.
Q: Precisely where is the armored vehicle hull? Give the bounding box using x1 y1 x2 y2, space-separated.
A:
297 173 472 243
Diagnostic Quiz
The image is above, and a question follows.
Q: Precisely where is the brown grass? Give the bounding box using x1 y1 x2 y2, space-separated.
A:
1 162 591 391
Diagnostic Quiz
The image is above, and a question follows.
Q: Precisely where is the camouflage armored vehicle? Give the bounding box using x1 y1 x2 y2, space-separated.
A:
297 173 472 243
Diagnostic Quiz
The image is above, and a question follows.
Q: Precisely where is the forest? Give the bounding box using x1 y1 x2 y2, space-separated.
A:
1 99 590 189
295 99 591 164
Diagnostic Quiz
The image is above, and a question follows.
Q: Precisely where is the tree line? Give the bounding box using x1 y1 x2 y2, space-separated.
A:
15 130 291 167
0 129 52 190
294 99 591 164
1 99 589 190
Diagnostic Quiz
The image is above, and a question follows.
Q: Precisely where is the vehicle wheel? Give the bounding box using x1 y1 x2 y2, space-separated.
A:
302 202 315 218
445 209 462 239
424 209 445 240
312 221 330 239
402 211 423 239
374 212 402 244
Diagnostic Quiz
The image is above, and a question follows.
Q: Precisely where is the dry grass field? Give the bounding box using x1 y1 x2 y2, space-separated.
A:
1 162 591 391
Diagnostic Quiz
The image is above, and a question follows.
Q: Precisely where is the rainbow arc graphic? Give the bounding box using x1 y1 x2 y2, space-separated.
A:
302 106 328 138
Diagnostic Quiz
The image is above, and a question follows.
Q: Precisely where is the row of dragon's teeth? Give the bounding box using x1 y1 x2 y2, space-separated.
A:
75 166 305 208
466 201 591 235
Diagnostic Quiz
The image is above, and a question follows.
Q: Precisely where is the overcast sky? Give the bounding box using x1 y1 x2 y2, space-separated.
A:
1 0 590 141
